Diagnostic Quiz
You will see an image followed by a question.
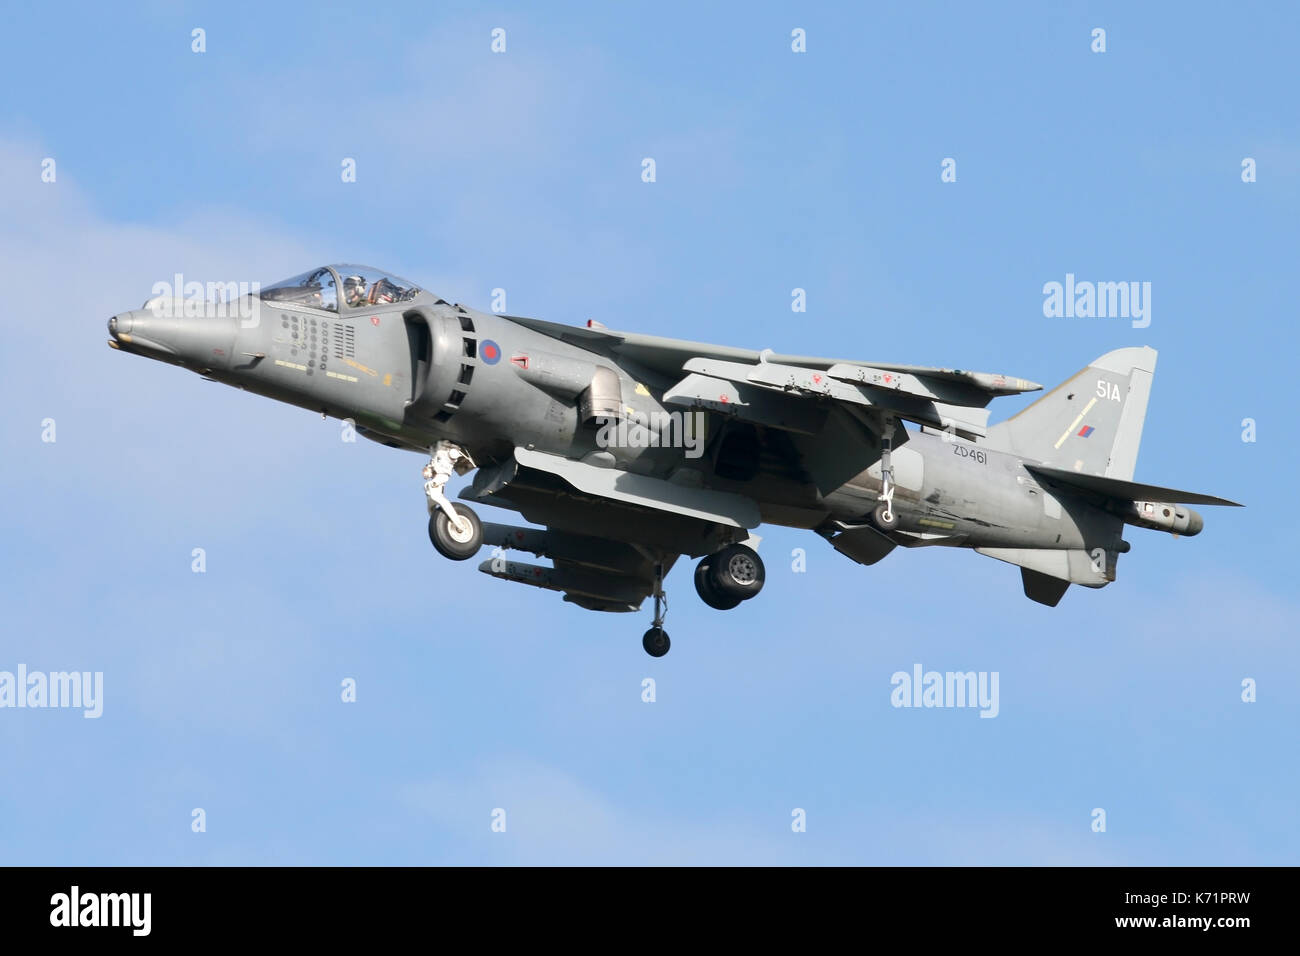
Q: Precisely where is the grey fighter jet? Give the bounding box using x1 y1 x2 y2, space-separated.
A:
107 265 1242 656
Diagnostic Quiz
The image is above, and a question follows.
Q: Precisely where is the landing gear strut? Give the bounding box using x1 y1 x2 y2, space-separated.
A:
872 416 899 531
423 440 483 560
642 561 670 657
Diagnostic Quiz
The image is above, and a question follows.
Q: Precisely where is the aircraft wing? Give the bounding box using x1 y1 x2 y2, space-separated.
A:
664 355 1008 439
500 314 1042 407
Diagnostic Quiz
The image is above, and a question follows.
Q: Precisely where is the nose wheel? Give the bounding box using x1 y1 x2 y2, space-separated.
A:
423 441 482 560
428 504 483 560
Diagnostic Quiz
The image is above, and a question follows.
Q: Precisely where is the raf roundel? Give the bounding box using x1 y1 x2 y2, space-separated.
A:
480 339 502 365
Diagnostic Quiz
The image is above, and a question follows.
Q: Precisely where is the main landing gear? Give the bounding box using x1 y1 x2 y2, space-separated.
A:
423 440 483 560
692 543 765 611
642 544 766 657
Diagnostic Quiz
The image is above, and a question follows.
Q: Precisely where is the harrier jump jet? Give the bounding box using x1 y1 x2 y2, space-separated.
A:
107 265 1241 655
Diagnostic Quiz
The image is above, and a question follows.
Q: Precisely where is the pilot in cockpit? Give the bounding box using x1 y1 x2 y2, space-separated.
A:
342 274 368 308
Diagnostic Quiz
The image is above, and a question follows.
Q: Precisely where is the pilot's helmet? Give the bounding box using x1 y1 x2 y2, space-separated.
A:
342 274 366 302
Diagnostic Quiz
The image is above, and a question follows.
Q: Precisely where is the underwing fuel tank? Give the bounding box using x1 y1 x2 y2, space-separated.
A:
1123 501 1204 536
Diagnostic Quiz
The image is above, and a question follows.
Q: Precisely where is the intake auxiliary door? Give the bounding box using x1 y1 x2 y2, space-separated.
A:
405 312 432 404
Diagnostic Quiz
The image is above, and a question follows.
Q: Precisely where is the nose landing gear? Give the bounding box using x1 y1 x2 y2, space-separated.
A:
423 440 483 560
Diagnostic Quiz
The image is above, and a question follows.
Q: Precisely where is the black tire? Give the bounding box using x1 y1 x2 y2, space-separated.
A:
642 627 670 657
872 503 899 531
694 559 741 610
709 544 765 601
428 504 483 560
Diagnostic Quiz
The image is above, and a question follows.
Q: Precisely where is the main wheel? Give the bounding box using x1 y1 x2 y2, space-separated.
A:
694 558 741 610
428 504 483 560
872 503 899 531
642 627 670 657
709 544 765 601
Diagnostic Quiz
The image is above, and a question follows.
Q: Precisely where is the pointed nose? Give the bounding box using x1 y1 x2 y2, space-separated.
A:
106 307 236 367
107 310 177 355
108 314 126 337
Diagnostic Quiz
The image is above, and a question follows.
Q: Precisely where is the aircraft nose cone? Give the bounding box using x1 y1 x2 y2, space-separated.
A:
108 310 176 353
108 313 133 338
106 306 238 368
1185 510 1204 536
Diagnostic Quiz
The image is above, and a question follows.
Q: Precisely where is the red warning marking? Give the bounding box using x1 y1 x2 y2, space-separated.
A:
719 394 730 404
511 354 529 369
370 316 380 327
812 374 822 384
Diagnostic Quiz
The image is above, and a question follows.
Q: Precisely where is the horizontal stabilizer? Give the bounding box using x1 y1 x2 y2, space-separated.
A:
1025 464 1243 507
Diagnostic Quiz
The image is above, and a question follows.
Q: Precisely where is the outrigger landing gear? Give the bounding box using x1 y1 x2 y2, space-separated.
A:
423 440 483 560
642 561 670 657
871 416 900 531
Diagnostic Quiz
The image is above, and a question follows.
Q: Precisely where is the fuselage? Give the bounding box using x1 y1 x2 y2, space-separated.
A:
108 286 1118 556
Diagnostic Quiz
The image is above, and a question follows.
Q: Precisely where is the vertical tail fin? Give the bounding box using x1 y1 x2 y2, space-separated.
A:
985 346 1156 479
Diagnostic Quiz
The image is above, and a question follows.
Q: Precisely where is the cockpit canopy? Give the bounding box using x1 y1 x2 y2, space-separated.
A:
260 265 422 313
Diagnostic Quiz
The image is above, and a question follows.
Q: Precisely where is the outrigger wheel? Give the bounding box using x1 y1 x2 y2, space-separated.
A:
641 562 672 657
872 503 899 531
642 627 671 657
428 503 483 560
870 414 900 532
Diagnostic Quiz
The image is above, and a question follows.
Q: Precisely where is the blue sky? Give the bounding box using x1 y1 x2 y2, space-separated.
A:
1 1 1296 864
